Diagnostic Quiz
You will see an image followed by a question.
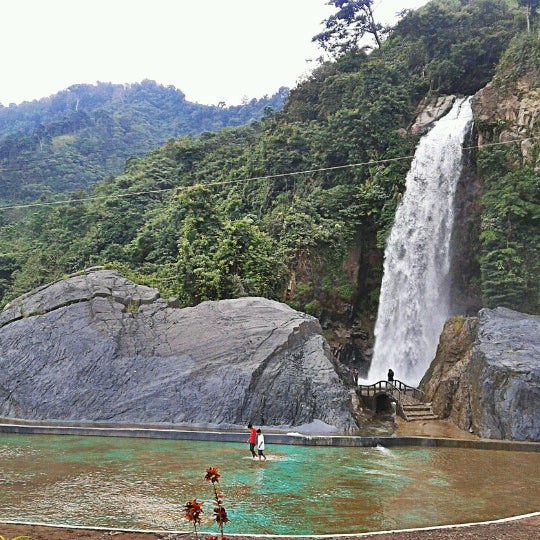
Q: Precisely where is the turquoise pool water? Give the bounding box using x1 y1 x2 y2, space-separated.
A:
0 434 538 534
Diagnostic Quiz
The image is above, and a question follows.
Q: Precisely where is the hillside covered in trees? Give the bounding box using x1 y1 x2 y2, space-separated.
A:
0 80 288 201
0 0 538 364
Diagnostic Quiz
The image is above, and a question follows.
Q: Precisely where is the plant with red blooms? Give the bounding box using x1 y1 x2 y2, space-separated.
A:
184 498 204 539
185 467 230 540
205 467 228 540
205 466 221 483
213 504 229 527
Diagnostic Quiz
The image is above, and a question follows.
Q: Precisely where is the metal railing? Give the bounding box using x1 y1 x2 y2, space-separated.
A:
357 379 426 403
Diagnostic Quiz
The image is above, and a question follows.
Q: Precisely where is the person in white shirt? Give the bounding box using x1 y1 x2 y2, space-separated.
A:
256 428 267 461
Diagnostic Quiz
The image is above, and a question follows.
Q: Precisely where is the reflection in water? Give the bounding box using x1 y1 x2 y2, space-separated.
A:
0 434 538 534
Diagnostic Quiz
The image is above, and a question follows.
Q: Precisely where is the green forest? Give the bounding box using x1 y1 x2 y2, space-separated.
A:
0 0 538 354
0 80 288 201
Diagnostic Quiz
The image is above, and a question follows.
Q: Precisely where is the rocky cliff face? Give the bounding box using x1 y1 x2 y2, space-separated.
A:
0 268 357 432
474 75 540 169
472 73 540 313
421 307 540 441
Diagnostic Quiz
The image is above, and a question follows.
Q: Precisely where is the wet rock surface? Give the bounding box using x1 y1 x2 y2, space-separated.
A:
0 269 357 431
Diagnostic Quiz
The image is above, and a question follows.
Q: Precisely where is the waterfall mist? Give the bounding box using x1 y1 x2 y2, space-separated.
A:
368 97 473 385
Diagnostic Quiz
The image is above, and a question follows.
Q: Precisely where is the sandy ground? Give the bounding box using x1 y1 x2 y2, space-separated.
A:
0 514 539 540
394 417 479 439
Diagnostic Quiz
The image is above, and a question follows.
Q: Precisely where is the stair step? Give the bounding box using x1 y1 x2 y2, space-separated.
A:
402 401 438 421
403 405 432 410
357 379 438 422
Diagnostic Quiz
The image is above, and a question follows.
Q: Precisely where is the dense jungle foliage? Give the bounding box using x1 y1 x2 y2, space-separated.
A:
477 31 540 313
0 80 288 201
0 0 538 330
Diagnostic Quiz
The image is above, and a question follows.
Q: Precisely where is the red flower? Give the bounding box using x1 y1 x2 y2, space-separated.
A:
205 466 221 483
184 498 204 524
213 504 229 525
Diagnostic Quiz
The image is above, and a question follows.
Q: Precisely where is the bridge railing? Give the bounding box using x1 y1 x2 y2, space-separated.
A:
357 379 426 403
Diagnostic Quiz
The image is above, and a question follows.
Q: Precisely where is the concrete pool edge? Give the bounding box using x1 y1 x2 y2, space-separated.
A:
0 511 539 538
0 421 539 451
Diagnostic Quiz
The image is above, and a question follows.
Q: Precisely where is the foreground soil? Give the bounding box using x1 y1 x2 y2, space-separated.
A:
394 417 479 439
1 514 539 540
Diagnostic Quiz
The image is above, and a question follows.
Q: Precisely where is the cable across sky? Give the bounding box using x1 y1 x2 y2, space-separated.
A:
0 134 538 213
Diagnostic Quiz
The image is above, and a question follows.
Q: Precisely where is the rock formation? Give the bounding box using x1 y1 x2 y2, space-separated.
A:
474 76 540 169
409 94 457 135
421 307 540 441
0 268 357 432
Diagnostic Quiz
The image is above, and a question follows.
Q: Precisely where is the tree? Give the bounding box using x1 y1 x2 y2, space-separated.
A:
313 0 386 57
215 217 287 298
518 0 540 33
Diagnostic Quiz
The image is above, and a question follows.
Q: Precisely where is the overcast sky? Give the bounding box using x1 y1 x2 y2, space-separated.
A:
1 0 430 107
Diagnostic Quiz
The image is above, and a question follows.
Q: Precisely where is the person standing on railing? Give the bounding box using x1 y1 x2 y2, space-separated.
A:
388 368 394 382
352 367 359 386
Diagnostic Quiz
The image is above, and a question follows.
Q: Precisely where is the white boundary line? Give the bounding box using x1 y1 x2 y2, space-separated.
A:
0 511 538 538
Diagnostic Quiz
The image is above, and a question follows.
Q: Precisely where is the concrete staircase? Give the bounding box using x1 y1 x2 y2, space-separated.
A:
401 402 438 421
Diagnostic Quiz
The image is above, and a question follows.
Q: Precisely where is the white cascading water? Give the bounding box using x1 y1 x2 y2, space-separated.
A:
368 97 473 386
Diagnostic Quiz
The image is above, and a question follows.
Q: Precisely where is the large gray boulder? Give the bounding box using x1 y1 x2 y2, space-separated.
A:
421 307 540 441
0 269 357 432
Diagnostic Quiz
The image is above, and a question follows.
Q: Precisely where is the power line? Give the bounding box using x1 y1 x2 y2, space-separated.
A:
0 188 175 211
465 135 540 151
0 155 417 212
0 134 538 213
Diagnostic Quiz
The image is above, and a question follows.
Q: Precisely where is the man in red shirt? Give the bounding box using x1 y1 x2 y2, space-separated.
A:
247 423 257 458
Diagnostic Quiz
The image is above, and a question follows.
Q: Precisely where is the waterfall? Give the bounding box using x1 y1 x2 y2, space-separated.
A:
368 97 473 386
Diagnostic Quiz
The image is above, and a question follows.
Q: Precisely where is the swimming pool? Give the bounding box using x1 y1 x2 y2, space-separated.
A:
0 433 538 535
